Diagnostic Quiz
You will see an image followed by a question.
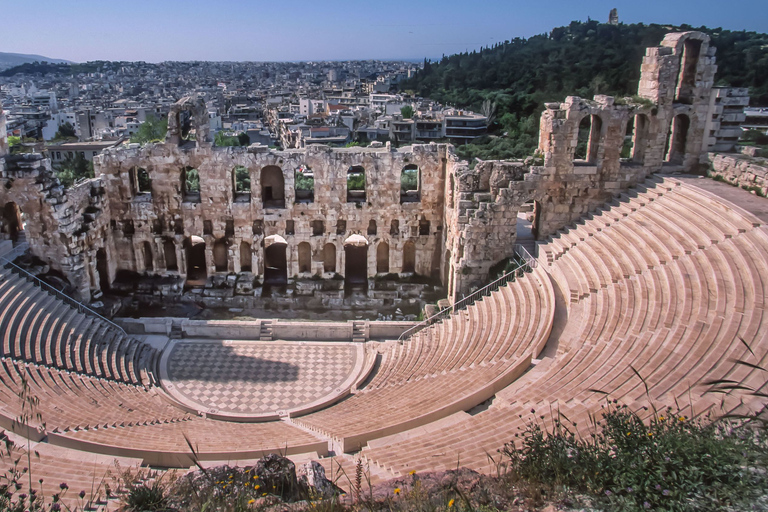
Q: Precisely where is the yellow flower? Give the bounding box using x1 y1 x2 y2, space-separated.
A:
255 485 260 490
394 488 401 495
253 475 259 479
448 499 455 508
409 470 416 475
659 416 665 421
262 492 267 496
679 416 685 422
648 433 654 437
229 475 234 479
248 499 255 505
626 432 632 436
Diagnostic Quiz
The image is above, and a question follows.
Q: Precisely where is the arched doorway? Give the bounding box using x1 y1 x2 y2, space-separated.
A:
240 242 252 272
264 235 288 285
574 114 602 164
298 242 312 273
376 242 389 273
164 239 178 271
344 234 368 286
213 239 228 272
261 165 285 208
665 114 690 164
142 241 154 272
185 236 207 284
96 248 110 292
323 243 336 273
3 202 24 243
402 240 416 273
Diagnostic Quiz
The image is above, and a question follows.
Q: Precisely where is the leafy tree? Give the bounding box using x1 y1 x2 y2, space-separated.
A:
400 105 415 119
237 132 251 146
55 153 94 188
215 131 249 147
234 166 250 192
131 115 167 145
347 172 365 190
53 122 76 140
295 170 315 191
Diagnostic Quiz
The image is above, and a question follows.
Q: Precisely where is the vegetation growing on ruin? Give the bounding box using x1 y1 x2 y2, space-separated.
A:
54 152 94 187
215 131 250 147
403 20 768 161
130 114 167 145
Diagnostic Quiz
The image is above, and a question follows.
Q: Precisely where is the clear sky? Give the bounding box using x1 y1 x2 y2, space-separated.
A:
3 0 767 62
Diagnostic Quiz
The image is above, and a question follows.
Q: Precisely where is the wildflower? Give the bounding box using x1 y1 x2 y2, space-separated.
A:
605 490 612 496
248 499 255 505
655 484 661 490
644 502 651 509
663 489 670 496
409 470 416 475
253 475 259 479
19 493 26 500
626 432 632 436
255 485 260 490
79 490 86 499
59 483 68 490
678 416 685 422
448 498 455 508
394 487 401 495
229 475 234 479
648 433 653 437
626 487 633 493
52 504 61 512
262 492 267 496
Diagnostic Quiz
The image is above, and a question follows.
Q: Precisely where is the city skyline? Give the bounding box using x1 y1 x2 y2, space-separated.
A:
3 0 767 63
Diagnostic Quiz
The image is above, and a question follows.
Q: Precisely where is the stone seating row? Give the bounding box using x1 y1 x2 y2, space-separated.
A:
0 267 158 385
0 357 190 436
358 177 768 476
367 267 551 389
292 266 554 451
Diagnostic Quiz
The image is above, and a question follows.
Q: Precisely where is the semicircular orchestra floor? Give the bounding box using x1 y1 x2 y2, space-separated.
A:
160 340 361 419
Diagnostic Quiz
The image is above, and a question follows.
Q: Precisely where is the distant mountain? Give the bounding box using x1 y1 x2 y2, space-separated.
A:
0 52 72 71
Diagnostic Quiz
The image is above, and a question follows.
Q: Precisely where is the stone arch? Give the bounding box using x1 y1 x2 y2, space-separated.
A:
574 114 602 163
295 165 314 203
665 113 690 164
213 239 228 272
240 241 252 272
629 114 650 163
261 165 285 208
181 166 200 202
376 241 390 274
347 165 366 203
166 96 210 147
2 202 24 242
400 164 420 203
367 220 377 236
184 236 207 283
164 239 178 271
402 240 416 273
298 242 312 273
264 237 288 285
323 243 337 273
142 241 154 272
233 166 251 203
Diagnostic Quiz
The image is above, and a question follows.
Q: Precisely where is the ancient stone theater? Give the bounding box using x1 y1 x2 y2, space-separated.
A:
0 31 766 506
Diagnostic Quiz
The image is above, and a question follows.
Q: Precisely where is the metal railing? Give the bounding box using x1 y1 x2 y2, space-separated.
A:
0 244 127 335
398 244 537 342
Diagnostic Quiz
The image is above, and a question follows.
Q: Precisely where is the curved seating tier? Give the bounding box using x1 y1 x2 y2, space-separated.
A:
359 176 768 476
292 265 555 451
0 267 158 386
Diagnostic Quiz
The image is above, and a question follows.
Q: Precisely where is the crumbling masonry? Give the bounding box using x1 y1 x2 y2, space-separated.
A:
0 32 728 306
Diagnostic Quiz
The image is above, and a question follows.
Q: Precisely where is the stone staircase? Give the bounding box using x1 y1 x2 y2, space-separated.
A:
259 320 274 341
352 321 366 342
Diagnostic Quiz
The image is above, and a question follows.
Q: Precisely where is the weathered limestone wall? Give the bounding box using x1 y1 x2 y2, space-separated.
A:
0 105 8 158
708 152 768 196
96 140 452 292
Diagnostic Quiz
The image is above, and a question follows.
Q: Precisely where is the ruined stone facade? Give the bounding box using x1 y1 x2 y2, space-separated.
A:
0 32 732 304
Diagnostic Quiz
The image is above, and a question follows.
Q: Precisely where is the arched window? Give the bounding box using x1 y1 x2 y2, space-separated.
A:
367 220 377 236
213 238 228 272
240 241 252 272
261 165 285 208
142 241 154 271
298 242 312 273
233 166 250 203
400 164 420 203
164 239 178 271
675 39 703 105
185 236 207 283
137 168 151 193
323 243 336 273
264 236 288 285
347 165 366 203
574 114 602 164
623 114 650 164
402 241 416 273
295 165 314 203
390 219 399 236
182 167 200 202
376 242 389 273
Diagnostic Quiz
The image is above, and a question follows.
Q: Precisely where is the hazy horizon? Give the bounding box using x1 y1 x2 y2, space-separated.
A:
3 0 767 63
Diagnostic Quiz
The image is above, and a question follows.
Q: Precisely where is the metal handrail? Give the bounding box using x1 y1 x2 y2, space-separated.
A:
398 244 537 342
0 248 127 336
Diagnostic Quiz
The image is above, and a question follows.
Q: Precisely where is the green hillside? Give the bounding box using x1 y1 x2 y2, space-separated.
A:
401 20 768 161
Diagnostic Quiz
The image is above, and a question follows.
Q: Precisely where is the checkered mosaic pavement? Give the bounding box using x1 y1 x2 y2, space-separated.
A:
166 342 357 415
